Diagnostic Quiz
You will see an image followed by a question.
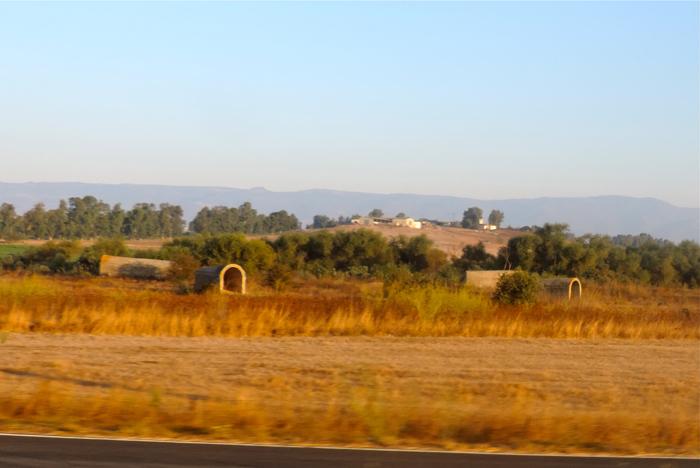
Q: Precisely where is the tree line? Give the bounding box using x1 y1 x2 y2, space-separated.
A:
457 223 700 288
461 207 504 229
1 198 511 240
189 202 300 234
5 223 698 288
0 197 185 240
0 197 302 240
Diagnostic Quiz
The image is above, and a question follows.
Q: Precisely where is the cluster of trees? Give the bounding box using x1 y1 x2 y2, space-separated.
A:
307 215 355 229
0 198 305 240
457 223 700 287
461 207 504 229
4 223 699 289
0 197 185 240
166 229 448 282
2 230 450 287
189 202 300 235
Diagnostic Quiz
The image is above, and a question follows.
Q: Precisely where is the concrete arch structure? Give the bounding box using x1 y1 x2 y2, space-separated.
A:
194 264 246 294
542 277 582 300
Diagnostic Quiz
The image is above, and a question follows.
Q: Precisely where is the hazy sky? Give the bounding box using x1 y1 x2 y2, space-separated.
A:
1 2 698 207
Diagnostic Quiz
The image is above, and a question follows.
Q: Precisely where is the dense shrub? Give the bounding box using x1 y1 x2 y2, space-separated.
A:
492 271 540 305
12 241 82 274
78 238 130 274
166 249 201 286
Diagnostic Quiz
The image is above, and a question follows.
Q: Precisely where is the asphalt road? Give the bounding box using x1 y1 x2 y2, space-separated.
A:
0 434 697 468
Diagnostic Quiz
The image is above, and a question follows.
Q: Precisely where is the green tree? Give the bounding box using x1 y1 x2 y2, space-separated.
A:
123 203 160 238
532 223 570 274
332 229 392 273
492 271 540 305
46 200 69 239
0 203 23 240
501 235 539 271
78 238 129 274
66 196 110 238
461 207 483 229
454 242 499 271
108 204 126 237
310 215 337 229
487 209 504 227
368 208 384 218
391 235 447 273
272 232 309 271
264 210 300 233
165 248 201 287
22 203 49 239
157 203 185 237
17 240 82 273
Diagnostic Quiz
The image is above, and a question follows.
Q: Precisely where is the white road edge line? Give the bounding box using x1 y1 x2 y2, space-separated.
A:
0 432 696 460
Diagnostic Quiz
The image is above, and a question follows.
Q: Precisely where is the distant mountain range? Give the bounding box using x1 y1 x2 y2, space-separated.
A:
1 182 698 242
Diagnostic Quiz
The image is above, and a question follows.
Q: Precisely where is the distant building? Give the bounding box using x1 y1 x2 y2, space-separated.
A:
477 217 498 230
392 217 422 229
351 216 422 229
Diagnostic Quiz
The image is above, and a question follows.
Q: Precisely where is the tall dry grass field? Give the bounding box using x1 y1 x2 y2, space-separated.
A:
0 274 698 338
1 274 698 455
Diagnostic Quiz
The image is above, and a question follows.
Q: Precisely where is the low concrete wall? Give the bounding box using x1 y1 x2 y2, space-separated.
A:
99 255 172 280
464 270 514 289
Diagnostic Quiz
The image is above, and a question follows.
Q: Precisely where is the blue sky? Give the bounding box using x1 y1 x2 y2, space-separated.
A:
1 2 698 207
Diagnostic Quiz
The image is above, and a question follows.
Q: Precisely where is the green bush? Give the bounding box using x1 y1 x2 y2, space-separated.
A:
78 238 129 274
15 241 82 274
492 271 540 305
166 248 201 287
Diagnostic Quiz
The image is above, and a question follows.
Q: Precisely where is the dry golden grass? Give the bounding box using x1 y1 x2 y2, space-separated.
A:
1 334 698 454
0 274 697 339
1 274 698 454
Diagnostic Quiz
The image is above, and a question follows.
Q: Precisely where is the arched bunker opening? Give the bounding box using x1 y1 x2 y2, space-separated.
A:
221 264 246 294
542 277 583 301
568 278 582 300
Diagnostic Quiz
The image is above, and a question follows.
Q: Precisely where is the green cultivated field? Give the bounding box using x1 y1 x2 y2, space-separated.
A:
0 244 28 259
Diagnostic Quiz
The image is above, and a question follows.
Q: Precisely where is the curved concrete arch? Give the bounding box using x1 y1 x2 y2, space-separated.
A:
219 263 246 295
542 277 582 301
567 278 582 300
194 263 247 294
